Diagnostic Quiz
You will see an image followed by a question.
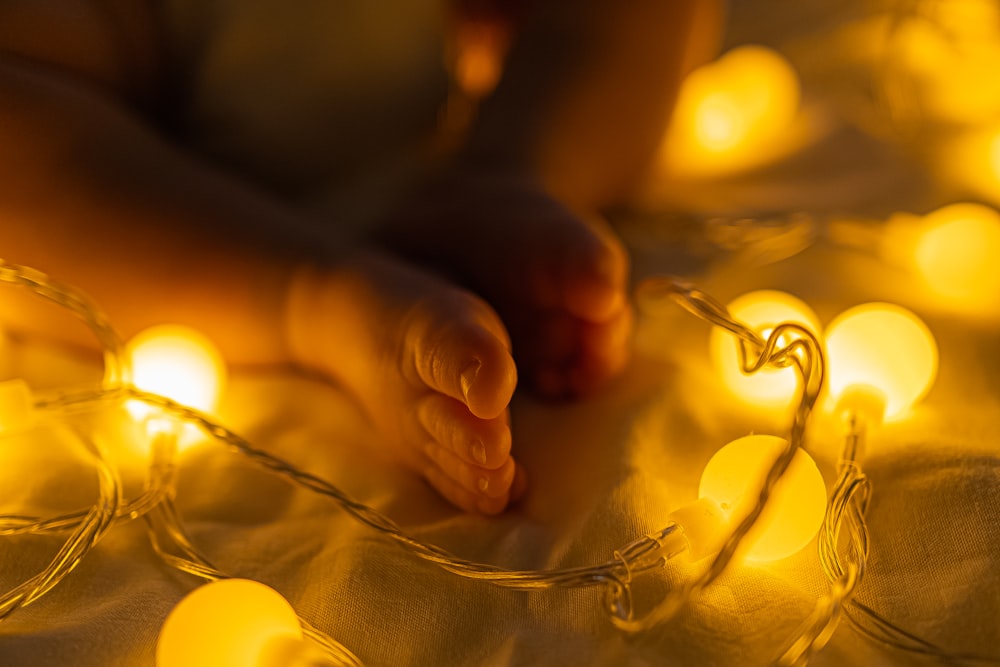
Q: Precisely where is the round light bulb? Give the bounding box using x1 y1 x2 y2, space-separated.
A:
157 579 305 667
710 291 821 409
825 303 938 421
697 434 827 563
662 44 800 176
127 324 227 414
914 203 1000 306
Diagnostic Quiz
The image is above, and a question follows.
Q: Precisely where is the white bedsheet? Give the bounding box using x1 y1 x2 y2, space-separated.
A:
1 202 998 666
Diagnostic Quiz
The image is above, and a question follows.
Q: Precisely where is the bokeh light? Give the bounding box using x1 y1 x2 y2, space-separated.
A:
825 303 938 421
127 325 226 415
914 203 1000 306
157 579 304 667
698 434 827 563
710 291 821 409
661 44 801 176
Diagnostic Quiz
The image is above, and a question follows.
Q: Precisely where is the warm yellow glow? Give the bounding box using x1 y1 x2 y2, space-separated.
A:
157 579 305 667
914 203 1000 305
694 93 744 151
710 291 821 409
662 45 801 176
892 9 1000 124
697 434 826 563
127 325 226 414
991 132 1000 178
825 303 938 421
454 20 509 98
0 379 34 433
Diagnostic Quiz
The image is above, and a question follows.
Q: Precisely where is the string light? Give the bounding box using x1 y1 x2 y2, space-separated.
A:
127 324 226 416
780 303 940 665
0 258 994 667
710 291 822 410
659 44 802 177
824 303 938 422
912 203 1000 307
157 578 327 667
693 434 826 563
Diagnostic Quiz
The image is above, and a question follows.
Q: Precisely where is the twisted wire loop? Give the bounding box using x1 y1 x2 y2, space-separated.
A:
0 259 129 387
617 277 826 633
5 261 996 665
802 422 1000 666
0 428 121 621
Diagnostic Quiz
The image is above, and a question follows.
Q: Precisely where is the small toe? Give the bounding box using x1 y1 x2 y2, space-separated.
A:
416 394 511 469
423 443 516 500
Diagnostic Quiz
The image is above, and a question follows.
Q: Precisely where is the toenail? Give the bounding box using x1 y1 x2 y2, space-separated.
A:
471 440 487 465
477 476 490 493
460 360 481 404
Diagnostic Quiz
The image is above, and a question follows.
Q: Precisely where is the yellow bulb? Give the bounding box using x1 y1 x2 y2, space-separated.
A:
825 303 938 421
663 44 801 176
941 127 1000 205
694 93 745 152
697 434 827 563
914 203 1000 305
127 324 226 414
157 579 304 667
710 291 821 409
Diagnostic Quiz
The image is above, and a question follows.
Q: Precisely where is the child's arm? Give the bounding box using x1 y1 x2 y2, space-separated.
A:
0 0 327 363
464 0 724 209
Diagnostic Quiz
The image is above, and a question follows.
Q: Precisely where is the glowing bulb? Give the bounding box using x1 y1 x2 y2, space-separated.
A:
914 203 1000 306
892 9 1000 124
662 44 801 176
694 93 745 151
157 579 320 667
825 303 938 421
127 325 226 414
941 127 1000 205
710 291 821 409
679 434 826 563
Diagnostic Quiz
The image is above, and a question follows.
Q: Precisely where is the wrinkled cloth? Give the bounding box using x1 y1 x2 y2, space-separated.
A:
1 214 998 666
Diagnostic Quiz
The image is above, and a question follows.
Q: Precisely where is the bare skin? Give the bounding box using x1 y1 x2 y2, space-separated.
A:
0 0 523 513
0 0 722 512
385 0 723 397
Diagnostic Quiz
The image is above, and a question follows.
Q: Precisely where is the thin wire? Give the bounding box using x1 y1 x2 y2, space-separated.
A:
0 259 128 387
142 487 364 667
0 428 121 620
4 260 997 667
615 277 826 632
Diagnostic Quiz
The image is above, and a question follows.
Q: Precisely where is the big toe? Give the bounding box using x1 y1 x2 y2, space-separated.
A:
408 292 517 419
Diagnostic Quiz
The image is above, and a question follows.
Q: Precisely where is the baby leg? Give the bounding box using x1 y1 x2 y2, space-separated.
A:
380 171 632 398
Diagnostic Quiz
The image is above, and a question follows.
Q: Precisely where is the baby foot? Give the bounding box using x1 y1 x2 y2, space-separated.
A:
284 251 526 513
381 169 632 398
